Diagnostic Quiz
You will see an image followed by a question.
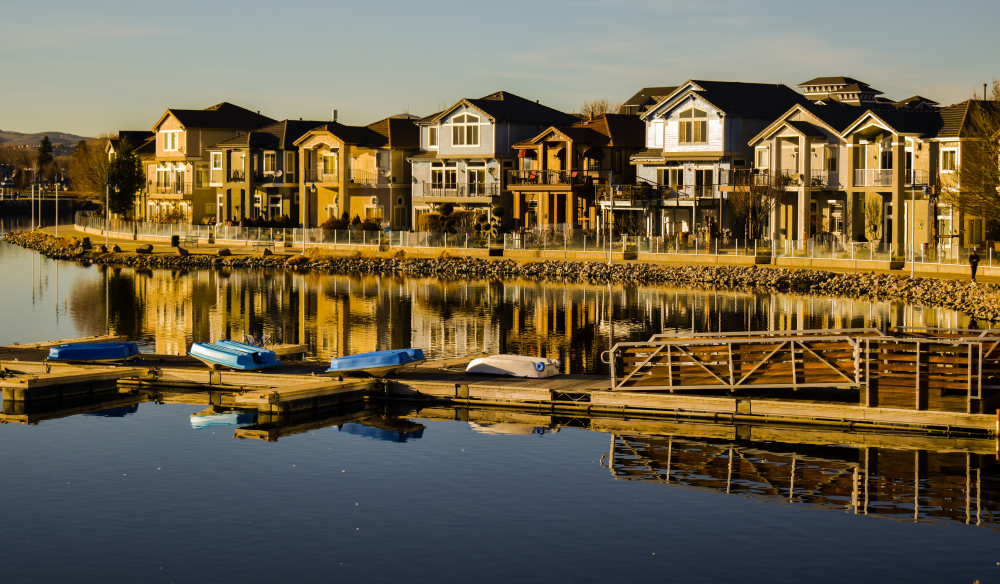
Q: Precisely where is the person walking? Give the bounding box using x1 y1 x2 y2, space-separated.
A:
969 249 980 283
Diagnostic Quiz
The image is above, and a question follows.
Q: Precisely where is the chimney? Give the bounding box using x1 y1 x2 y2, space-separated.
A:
332 109 338 122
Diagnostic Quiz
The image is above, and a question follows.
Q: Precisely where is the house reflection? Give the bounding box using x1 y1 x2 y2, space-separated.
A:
72 265 978 375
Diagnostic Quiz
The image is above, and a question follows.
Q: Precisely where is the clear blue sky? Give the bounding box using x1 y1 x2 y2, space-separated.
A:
2 0 998 137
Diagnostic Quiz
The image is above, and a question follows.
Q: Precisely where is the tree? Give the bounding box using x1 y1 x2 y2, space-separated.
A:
728 170 791 240
69 134 112 203
37 136 54 168
107 138 145 216
940 79 1000 233
864 194 884 242
579 98 626 119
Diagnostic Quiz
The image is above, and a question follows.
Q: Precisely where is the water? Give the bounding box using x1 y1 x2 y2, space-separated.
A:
1 230 998 583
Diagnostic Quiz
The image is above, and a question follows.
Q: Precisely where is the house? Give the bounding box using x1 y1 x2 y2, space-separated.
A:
507 113 645 230
629 80 809 236
408 91 578 229
146 102 275 223
107 131 155 220
797 77 884 106
206 119 328 224
293 114 420 229
622 87 678 116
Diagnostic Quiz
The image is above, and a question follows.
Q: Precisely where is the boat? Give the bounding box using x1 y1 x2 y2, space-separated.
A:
188 340 282 371
465 355 561 378
326 348 425 378
47 342 141 364
190 411 257 430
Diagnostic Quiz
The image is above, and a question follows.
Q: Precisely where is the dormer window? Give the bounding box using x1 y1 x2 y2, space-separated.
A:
162 130 182 152
452 114 480 147
678 108 708 144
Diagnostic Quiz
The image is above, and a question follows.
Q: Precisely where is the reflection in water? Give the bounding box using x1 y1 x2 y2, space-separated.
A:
603 433 998 530
64 265 976 374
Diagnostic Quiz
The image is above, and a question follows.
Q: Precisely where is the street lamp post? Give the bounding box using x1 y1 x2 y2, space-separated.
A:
55 180 60 238
303 182 316 254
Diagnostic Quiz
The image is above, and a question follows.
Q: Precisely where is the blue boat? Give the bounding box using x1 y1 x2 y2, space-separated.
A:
189 340 282 371
47 342 140 364
326 348 425 378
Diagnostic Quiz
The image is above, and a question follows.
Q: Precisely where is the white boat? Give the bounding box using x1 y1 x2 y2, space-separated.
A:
465 355 562 378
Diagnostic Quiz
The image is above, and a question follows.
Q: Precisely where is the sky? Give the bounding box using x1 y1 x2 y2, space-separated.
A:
2 0 998 137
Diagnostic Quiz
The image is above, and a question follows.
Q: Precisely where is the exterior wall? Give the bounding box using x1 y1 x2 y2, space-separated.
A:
437 105 495 157
649 95 725 153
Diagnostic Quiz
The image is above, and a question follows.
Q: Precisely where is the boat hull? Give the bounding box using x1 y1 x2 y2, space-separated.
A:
466 355 561 378
47 342 141 364
189 340 282 371
326 348 426 378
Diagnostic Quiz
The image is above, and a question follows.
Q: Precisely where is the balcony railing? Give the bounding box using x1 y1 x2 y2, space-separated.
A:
228 170 245 182
855 169 893 187
597 183 718 205
905 169 929 186
305 169 339 183
349 169 379 185
506 169 611 187
414 182 500 198
148 181 193 195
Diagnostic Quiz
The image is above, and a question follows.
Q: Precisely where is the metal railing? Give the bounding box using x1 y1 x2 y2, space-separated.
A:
349 169 379 185
148 181 193 195
304 169 339 182
854 169 893 187
506 169 611 187
413 182 500 198
597 184 718 205
905 169 930 186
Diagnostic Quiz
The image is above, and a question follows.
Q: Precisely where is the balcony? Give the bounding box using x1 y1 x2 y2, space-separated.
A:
349 169 379 186
905 169 929 186
854 169 893 187
597 183 717 206
304 168 339 183
228 170 245 182
506 169 611 187
807 170 844 188
148 181 193 195
414 182 500 198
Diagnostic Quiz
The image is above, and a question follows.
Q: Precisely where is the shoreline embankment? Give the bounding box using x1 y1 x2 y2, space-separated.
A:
5 230 999 323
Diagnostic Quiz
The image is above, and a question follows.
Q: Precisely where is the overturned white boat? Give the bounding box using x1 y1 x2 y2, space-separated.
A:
465 355 561 378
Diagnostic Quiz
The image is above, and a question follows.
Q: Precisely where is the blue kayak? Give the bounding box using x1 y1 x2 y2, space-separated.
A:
189 340 282 371
326 348 426 378
48 342 140 364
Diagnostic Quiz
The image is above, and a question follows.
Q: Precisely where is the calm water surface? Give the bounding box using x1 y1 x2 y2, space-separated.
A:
1 223 998 583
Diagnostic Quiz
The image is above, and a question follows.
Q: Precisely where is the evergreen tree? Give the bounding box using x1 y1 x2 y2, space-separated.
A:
107 139 144 216
37 136 54 167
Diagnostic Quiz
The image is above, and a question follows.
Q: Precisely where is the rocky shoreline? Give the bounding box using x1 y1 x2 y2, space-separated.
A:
5 230 999 323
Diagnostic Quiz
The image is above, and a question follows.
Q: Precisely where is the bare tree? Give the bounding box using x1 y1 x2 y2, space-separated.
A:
579 98 626 119
728 170 791 240
864 194 883 243
69 133 112 203
940 79 1000 228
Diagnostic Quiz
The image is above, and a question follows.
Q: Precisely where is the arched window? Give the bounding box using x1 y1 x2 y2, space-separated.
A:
678 108 708 144
452 114 480 147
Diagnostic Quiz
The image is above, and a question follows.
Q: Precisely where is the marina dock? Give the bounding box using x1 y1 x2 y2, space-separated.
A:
2 328 999 436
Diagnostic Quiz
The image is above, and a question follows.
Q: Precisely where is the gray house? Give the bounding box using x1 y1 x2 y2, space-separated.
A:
408 91 578 228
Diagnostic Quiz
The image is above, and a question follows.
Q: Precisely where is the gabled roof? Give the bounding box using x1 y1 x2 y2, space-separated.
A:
895 95 940 108
797 76 866 87
428 91 577 126
840 107 946 137
135 136 156 156
511 114 645 149
113 130 154 147
210 119 329 149
153 102 276 131
784 121 827 138
748 102 867 145
643 80 809 121
291 115 420 149
625 86 679 106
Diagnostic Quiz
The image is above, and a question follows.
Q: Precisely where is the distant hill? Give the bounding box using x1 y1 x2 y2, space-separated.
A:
0 130 93 148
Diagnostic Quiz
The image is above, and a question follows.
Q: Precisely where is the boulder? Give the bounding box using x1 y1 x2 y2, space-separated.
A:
136 244 153 255
217 248 232 257
262 248 273 257
99 245 108 253
81 237 91 249
111 244 122 253
176 246 190 257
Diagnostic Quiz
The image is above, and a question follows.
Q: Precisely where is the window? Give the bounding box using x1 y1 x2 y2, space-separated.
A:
431 169 457 189
657 168 684 187
451 114 480 147
694 169 713 196
652 121 664 148
211 152 222 170
264 152 276 173
195 163 208 188
756 148 769 169
161 131 181 152
205 203 215 215
285 152 295 182
678 108 708 144
429 127 438 148
323 153 338 178
942 149 957 172
824 147 837 172
377 151 390 169
365 206 384 221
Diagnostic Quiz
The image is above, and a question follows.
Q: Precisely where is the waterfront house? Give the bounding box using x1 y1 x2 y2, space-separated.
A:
408 92 578 229
107 131 155 220
206 119 328 224
146 102 275 223
293 114 420 229
507 113 645 230
628 80 808 235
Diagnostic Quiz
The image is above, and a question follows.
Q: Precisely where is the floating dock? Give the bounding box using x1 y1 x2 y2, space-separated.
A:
2 329 999 436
